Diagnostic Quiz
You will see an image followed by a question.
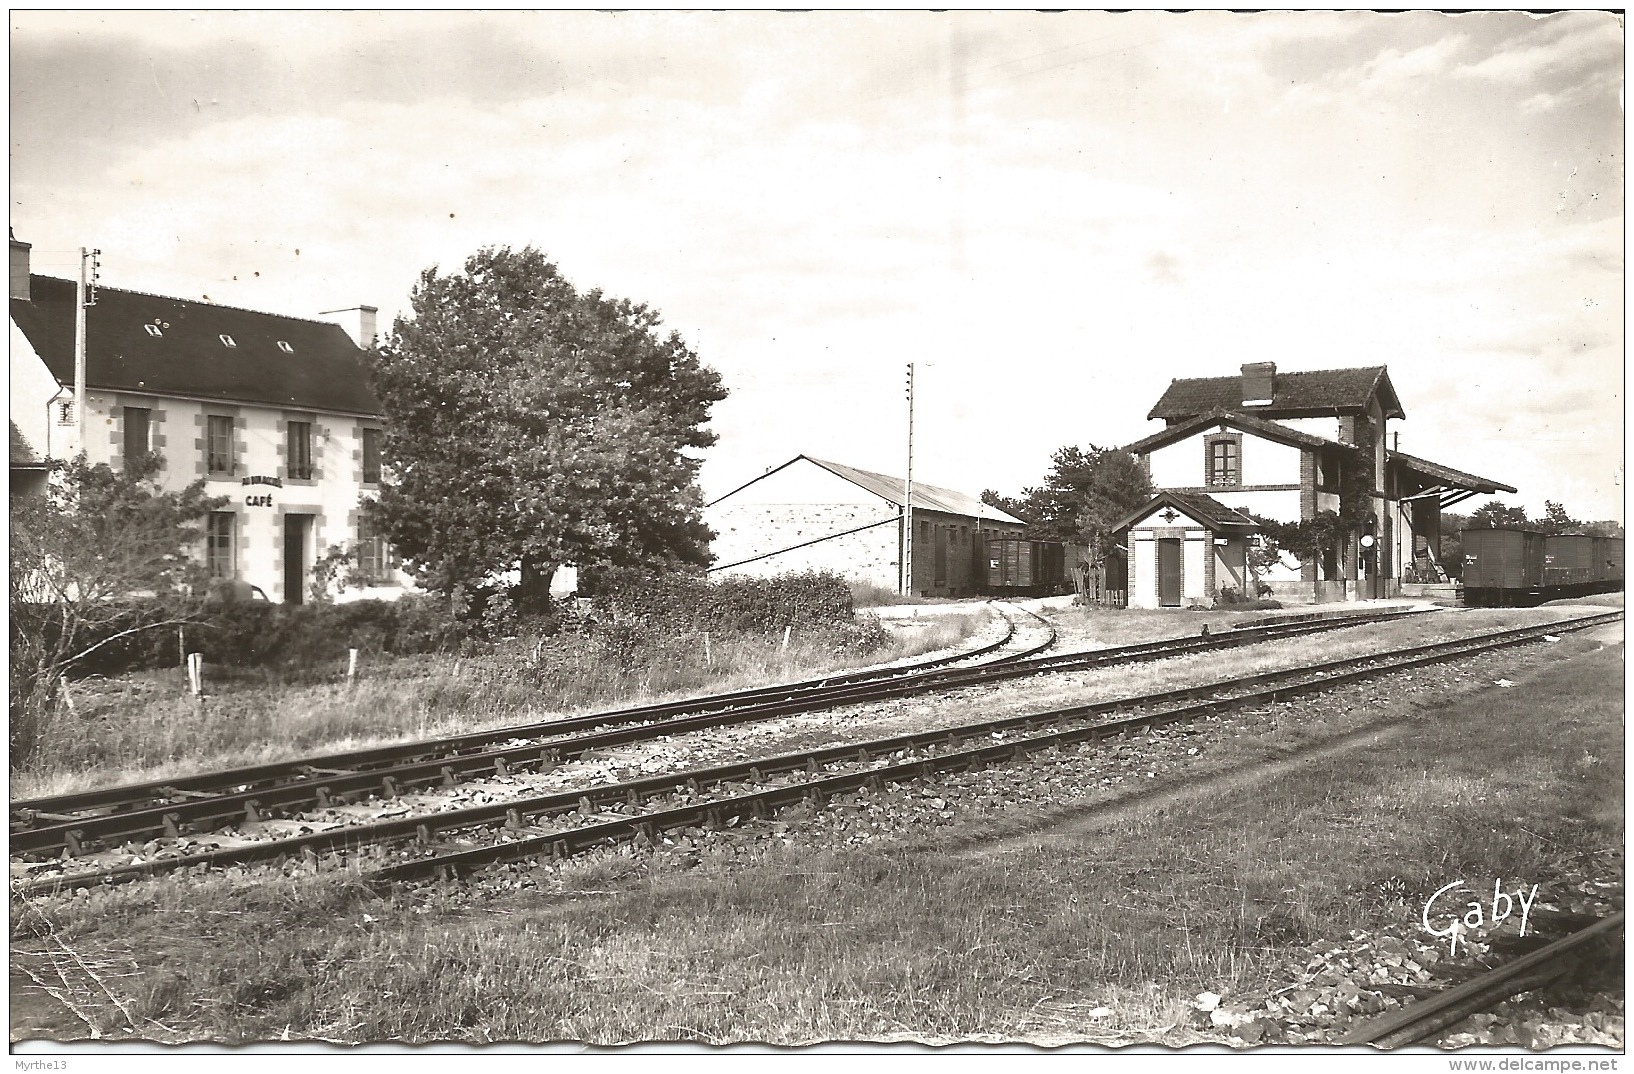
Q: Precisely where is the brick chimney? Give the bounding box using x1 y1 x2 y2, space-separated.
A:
321 305 378 349
1241 361 1276 406
9 230 31 302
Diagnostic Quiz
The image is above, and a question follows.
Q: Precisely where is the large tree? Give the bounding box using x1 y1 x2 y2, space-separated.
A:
365 247 728 613
1534 500 1579 535
982 444 1152 559
1465 500 1531 529
10 455 223 764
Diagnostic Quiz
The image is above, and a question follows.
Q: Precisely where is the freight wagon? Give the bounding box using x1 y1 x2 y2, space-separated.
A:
1461 528 1624 606
976 535 1068 596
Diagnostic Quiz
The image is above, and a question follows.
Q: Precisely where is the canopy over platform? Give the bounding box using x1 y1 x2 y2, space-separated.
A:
1389 450 1517 511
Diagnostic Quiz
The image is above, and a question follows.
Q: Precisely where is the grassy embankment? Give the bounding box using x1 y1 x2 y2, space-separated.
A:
13 611 990 801
11 611 1621 1045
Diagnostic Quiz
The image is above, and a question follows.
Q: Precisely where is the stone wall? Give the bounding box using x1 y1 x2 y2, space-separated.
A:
706 502 901 590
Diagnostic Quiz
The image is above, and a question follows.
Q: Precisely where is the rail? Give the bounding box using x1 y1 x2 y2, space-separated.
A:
16 609 1615 896
1338 912 1625 1049
7 607 1409 858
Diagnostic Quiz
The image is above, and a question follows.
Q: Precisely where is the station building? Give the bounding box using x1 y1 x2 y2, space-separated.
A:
8 234 411 604
704 454 1027 598
1118 362 1514 607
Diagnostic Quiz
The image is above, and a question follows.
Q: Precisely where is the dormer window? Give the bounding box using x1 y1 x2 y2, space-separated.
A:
144 323 163 337
219 334 237 348
276 341 294 354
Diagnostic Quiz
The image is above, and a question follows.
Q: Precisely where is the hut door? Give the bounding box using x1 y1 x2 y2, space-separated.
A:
1158 538 1183 607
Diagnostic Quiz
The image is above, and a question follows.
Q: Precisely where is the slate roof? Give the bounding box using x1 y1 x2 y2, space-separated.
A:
1388 450 1516 494
1114 490 1259 533
11 275 380 415
1122 408 1360 456
712 455 1028 526
1148 366 1404 422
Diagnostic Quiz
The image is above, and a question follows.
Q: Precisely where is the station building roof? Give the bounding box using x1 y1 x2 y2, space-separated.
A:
1148 365 1404 423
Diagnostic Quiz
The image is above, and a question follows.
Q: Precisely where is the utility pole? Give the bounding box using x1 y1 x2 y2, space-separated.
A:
902 362 916 596
74 247 100 456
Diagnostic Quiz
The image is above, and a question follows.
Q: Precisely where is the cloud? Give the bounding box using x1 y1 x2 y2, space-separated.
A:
1451 17 1621 85
9 11 1624 519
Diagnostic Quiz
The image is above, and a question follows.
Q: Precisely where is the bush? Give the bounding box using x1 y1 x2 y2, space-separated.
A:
591 569 855 634
57 595 469 678
48 571 858 680
1215 587 1283 611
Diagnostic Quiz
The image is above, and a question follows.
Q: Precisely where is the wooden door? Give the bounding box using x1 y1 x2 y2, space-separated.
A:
1158 538 1183 607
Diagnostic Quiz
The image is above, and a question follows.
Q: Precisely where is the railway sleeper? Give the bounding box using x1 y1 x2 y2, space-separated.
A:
39 615 1614 892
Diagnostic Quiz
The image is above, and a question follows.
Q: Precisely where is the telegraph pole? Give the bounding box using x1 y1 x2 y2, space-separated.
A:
73 247 100 456
902 362 916 596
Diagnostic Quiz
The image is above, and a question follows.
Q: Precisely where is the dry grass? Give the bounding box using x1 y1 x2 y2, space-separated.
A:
12 619 1621 1046
13 612 990 800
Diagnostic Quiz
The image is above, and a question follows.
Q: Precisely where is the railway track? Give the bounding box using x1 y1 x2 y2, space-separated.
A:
1339 912 1625 1049
9 601 1045 823
7 606 1411 860
15 608 1615 896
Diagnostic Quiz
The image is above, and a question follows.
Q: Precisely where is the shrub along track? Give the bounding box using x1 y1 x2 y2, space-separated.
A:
14 610 1613 897
8 606 1409 863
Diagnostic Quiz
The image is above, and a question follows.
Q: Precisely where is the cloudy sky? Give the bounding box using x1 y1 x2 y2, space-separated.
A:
10 10 1624 520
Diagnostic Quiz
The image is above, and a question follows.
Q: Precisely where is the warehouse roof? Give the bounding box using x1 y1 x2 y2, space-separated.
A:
10 421 46 468
711 454 1028 525
1148 365 1404 422
804 456 1026 523
11 275 381 416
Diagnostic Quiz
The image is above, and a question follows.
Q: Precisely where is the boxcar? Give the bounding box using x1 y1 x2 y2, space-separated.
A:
1461 528 1545 606
1463 528 1624 605
977 535 1068 596
1592 536 1624 586
1543 534 1594 588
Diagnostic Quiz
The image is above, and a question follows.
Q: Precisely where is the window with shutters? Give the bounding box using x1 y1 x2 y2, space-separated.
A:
206 512 235 578
1205 434 1241 488
206 415 234 475
287 421 313 480
362 428 382 485
357 515 392 582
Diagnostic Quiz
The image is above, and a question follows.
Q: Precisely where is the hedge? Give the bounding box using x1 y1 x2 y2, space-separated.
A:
31 570 860 679
592 570 855 633
27 594 468 679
